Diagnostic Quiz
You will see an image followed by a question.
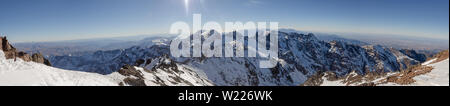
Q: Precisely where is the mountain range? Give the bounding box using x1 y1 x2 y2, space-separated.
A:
0 31 448 86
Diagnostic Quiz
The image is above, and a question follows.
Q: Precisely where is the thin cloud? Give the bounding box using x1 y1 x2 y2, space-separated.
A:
245 0 264 6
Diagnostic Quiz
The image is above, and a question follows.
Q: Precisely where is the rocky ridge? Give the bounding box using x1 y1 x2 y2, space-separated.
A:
1 36 51 66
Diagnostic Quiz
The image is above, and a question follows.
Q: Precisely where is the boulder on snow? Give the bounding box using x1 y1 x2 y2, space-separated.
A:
118 64 144 79
117 64 148 86
1 36 17 59
1 36 14 51
17 51 31 61
32 53 52 66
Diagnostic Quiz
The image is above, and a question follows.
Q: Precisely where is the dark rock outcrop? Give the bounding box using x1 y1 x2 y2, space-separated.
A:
400 49 427 62
1 36 14 51
135 59 145 66
1 36 17 59
17 51 31 61
118 64 144 79
32 53 52 66
123 77 146 86
117 64 147 86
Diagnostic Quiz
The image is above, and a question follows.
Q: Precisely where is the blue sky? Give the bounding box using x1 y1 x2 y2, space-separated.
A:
0 0 448 42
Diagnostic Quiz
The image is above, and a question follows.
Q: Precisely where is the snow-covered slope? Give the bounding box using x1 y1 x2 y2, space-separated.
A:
308 56 448 86
116 56 214 86
1 36 214 86
411 59 449 86
0 51 119 86
1 50 211 86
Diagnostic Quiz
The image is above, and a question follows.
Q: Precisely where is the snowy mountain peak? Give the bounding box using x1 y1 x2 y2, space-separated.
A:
2 32 436 86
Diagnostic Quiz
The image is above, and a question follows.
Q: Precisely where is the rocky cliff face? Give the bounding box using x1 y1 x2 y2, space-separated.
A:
1 36 52 66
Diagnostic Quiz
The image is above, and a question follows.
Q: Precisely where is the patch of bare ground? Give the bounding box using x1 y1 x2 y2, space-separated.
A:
117 64 147 86
341 72 363 86
345 71 387 86
377 65 433 85
300 72 325 86
301 71 387 86
430 50 449 64
301 70 391 86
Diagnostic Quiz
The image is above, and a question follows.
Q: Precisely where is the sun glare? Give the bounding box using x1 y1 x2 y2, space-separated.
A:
184 0 189 15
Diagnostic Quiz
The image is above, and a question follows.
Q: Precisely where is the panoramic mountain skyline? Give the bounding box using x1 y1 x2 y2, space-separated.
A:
0 0 448 43
0 1 448 105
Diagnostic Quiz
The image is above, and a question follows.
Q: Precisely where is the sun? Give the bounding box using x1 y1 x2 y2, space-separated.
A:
184 0 189 15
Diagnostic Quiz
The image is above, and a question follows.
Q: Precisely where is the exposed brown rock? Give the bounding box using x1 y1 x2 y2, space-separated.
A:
118 64 144 79
17 51 31 61
301 70 388 86
117 64 149 86
1 36 17 59
3 50 16 60
135 59 145 66
300 72 324 86
1 36 14 51
123 77 146 86
430 50 449 64
382 65 433 85
359 82 376 86
0 37 2 50
1 36 52 66
31 53 52 66
342 73 363 86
